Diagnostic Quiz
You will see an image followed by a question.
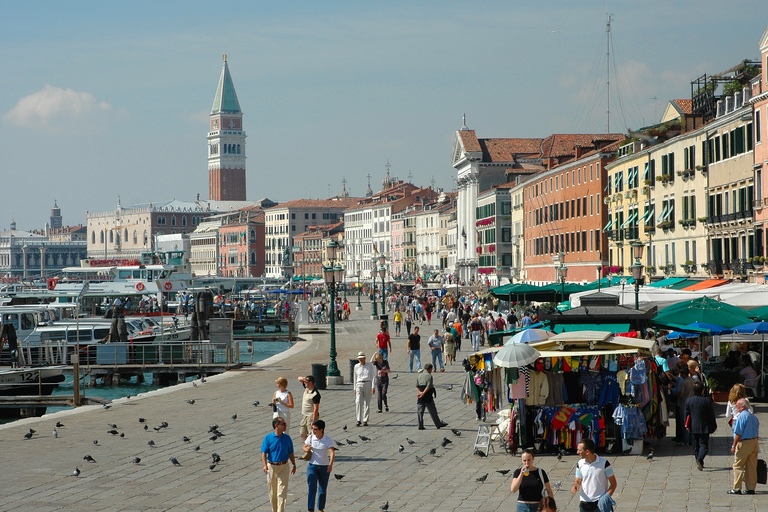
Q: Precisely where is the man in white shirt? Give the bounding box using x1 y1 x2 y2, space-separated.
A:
353 352 375 426
571 439 617 511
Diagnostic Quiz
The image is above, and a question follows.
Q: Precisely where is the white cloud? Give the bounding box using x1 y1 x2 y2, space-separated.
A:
5 85 112 130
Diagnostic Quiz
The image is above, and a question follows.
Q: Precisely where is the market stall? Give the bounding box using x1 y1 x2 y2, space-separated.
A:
463 330 666 456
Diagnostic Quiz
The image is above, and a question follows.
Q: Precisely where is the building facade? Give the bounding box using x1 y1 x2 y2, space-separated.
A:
752 25 768 282
217 209 265 278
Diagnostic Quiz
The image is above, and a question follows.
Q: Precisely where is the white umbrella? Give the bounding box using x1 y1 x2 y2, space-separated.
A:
504 329 556 346
492 343 541 368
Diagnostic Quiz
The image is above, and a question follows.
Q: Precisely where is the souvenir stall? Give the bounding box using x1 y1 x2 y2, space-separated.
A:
465 331 666 455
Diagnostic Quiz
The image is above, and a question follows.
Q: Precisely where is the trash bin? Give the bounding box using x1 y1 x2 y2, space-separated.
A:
349 359 359 384
312 363 327 390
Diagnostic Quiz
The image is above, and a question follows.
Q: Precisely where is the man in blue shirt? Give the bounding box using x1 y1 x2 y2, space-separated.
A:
728 398 760 495
261 417 296 511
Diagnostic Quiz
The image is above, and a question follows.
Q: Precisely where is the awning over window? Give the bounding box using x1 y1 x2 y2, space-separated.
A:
620 212 638 228
640 206 654 223
657 204 670 222
602 217 617 232
642 162 649 180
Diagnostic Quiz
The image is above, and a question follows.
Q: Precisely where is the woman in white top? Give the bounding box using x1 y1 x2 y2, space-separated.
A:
304 419 336 512
725 383 752 426
272 377 295 432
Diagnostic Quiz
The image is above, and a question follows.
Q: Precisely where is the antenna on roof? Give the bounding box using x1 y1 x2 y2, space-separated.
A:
431 175 435 190
461 113 468 130
408 170 413 183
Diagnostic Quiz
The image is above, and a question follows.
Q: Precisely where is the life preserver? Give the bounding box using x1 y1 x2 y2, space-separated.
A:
135 282 145 291
164 282 173 291
47 278 58 290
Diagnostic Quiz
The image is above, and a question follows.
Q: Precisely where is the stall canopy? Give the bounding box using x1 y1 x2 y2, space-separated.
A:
746 305 768 321
648 277 688 288
681 279 729 291
653 296 756 328
529 331 655 357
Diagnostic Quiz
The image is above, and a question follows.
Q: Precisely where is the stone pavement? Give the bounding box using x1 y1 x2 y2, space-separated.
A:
0 299 766 511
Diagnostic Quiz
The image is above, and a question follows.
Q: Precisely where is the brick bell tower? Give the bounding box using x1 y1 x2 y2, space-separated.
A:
208 53 247 201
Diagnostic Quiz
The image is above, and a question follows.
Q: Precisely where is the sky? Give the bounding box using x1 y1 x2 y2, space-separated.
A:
2 1 767 230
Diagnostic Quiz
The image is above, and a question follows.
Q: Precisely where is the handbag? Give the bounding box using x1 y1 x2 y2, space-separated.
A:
758 459 767 485
537 468 548 497
300 434 313 461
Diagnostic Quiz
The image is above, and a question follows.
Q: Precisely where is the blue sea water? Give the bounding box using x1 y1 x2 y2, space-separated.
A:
44 339 291 414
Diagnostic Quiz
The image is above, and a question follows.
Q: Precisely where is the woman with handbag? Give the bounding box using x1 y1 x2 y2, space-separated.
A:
272 377 295 433
511 449 554 512
303 420 336 512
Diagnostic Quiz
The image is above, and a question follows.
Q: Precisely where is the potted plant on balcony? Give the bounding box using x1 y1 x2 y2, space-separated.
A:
682 260 696 273
646 265 656 275
707 371 744 402
644 178 655 187
658 221 674 231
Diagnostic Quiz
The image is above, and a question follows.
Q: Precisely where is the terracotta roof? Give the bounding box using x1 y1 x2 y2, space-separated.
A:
458 130 482 152
540 133 624 158
469 133 624 163
266 198 361 210
673 99 693 115
479 138 542 162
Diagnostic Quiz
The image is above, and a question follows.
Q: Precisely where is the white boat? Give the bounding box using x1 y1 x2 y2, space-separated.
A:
0 365 66 418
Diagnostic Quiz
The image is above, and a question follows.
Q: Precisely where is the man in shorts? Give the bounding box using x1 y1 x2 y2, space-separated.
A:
297 375 321 442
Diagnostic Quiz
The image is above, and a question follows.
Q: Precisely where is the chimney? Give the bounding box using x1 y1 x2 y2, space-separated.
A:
574 145 585 159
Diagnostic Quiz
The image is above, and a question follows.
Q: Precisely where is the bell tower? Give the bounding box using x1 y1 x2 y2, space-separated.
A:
208 53 247 201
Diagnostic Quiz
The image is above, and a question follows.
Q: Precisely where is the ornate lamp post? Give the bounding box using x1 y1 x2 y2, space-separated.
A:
378 254 386 314
630 240 645 310
323 240 343 379
557 252 568 304
356 267 362 310
370 256 378 319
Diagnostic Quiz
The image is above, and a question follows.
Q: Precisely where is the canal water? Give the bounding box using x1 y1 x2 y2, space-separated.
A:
44 339 292 415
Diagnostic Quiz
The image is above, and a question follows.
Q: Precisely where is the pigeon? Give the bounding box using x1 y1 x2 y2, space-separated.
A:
447 384 454 391
170 457 181 466
209 464 217 471
24 432 33 440
201 377 206 383
108 424 117 429
552 481 563 492
103 404 111 410
56 422 65 428
193 382 198 387
474 450 487 457
133 457 141 464
406 438 416 445
138 418 146 423
161 422 169 428
451 429 461 436
212 453 221 464
336 440 345 446
143 425 148 431
208 425 219 432
210 435 218 442
120 433 125 438
187 399 195 405
72 467 80 477
391 374 398 379
557 449 566 462
343 424 347 431
647 449 654 461
622 448 632 456
93 440 99 445
415 455 425 464
345 439 357 445
441 437 452 448
334 474 345 481
154 426 163 431
29 428 36 434
252 401 259 407
83 455 96 463
429 448 437 456
53 428 58 438
148 440 156 448
231 414 237 421
108 430 119 436
194 445 200 452
182 436 191 443
398 445 405 453
381 502 389 511
359 435 371 442
496 469 511 475
476 473 489 483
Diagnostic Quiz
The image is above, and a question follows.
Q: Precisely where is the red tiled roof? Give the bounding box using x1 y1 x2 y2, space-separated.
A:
266 198 361 210
673 99 693 115
458 130 482 152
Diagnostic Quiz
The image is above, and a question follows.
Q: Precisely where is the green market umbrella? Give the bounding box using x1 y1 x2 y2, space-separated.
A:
654 298 754 328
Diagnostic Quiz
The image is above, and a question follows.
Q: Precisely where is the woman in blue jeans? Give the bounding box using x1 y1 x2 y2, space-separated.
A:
510 449 554 512
303 419 336 512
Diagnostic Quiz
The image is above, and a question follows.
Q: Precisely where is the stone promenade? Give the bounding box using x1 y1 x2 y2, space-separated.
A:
0 299 765 511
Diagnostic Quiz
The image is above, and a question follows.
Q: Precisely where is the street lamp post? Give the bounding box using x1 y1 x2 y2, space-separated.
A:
356 268 362 310
378 254 386 314
557 252 568 305
630 240 645 310
370 256 378 319
322 240 343 380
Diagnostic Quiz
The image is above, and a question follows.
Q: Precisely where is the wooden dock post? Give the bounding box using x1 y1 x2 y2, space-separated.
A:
71 354 80 407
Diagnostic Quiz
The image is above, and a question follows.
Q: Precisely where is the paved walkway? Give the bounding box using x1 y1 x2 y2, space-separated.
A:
0 299 765 511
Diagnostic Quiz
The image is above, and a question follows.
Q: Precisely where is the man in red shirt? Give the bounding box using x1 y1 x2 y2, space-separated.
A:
376 326 392 360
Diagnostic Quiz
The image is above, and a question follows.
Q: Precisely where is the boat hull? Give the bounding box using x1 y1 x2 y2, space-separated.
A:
0 367 66 418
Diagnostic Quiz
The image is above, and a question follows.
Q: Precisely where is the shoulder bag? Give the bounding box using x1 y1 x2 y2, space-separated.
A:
301 434 313 461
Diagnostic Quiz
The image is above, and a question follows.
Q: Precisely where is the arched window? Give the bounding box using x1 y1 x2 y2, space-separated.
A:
100 231 104 243
124 228 128 240
182 216 187 226
250 251 256 265
133 231 138 244
109 231 113 243
143 230 148 244
250 229 255 240
237 144 241 154
92 231 96 244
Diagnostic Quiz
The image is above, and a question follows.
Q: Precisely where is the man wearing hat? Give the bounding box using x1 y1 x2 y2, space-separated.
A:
353 352 375 426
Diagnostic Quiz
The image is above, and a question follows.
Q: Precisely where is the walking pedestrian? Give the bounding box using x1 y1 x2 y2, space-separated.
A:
272 377 295 433
353 352 375 426
261 417 296 512
304 419 335 512
571 439 617 511
407 326 422 372
297 375 321 442
405 309 413 336
415 363 448 430
728 398 760 495
443 330 456 365
393 308 402 337
684 382 717 470
427 329 445 371
373 352 390 413
511 449 554 512
376 325 392 360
